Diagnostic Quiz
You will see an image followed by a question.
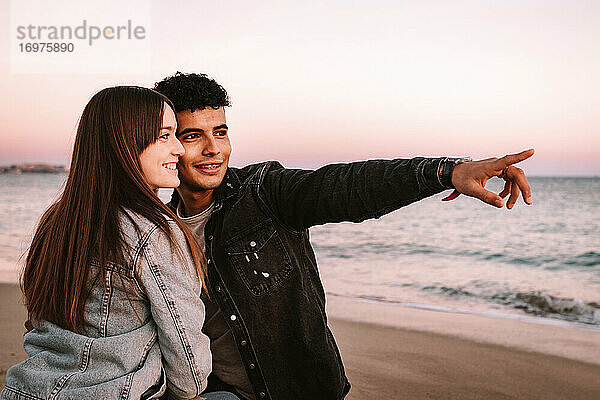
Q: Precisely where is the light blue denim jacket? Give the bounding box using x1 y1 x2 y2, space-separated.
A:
1 211 211 400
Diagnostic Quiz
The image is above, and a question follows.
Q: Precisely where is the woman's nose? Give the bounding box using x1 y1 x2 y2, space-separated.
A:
172 137 185 156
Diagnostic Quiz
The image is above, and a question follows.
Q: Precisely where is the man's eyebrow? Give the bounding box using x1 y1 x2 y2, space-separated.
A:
178 124 229 136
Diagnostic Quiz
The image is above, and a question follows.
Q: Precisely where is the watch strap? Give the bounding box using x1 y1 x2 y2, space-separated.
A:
440 157 472 189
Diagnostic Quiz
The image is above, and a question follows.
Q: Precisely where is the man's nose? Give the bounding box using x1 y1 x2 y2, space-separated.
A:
202 135 220 156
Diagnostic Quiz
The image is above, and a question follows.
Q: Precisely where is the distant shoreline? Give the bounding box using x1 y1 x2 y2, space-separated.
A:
0 164 67 174
0 162 598 178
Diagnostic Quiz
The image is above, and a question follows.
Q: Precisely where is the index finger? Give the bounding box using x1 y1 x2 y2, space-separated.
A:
497 148 535 168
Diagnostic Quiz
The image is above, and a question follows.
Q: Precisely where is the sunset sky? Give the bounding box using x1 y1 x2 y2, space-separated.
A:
1 0 599 176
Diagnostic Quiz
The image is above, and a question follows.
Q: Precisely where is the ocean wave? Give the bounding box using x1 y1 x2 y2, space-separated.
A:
417 284 600 325
490 291 600 324
563 251 600 267
314 242 599 271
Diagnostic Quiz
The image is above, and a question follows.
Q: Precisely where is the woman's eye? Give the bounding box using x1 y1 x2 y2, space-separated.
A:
159 133 169 141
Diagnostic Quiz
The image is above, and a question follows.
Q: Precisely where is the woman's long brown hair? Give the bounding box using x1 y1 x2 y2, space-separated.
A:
22 86 206 332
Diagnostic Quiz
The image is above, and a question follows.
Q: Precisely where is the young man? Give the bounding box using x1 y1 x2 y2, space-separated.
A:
154 72 533 400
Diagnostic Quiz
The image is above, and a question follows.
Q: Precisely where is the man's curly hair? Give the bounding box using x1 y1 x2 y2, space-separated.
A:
154 72 231 113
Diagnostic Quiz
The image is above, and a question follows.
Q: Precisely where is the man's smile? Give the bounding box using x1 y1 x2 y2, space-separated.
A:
192 161 224 174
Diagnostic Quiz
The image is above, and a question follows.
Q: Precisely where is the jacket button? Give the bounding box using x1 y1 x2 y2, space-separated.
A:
250 241 256 247
249 363 255 370
208 235 214 241
207 259 211 264
230 315 237 321
215 286 221 292
240 340 247 346
259 392 266 398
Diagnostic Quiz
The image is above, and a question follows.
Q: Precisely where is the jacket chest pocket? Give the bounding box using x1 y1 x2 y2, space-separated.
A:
225 219 293 296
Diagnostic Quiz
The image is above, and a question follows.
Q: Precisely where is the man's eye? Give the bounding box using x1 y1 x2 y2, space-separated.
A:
215 130 227 137
182 133 199 140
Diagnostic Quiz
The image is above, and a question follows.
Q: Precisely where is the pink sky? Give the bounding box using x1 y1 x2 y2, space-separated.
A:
1 0 599 175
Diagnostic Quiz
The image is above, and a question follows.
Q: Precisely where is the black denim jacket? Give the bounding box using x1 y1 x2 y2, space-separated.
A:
168 157 451 400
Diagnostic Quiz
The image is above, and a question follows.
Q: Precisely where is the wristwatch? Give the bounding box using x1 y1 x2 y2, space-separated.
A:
439 156 472 188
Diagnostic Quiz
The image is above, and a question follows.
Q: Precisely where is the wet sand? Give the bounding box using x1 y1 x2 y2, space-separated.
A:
2 283 599 399
332 319 600 399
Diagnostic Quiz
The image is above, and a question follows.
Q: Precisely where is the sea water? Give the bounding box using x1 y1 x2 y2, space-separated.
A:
1 173 598 327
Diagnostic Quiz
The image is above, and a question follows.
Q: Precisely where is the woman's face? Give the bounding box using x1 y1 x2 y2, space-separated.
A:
139 104 185 190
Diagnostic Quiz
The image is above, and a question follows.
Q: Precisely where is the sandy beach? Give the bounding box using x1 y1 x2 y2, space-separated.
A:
1 282 599 399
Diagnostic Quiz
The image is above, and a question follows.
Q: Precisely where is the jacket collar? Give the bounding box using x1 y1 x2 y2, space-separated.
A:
168 167 240 211
214 167 240 203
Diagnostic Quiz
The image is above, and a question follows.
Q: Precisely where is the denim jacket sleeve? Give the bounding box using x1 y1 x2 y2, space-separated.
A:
259 157 451 230
136 221 211 399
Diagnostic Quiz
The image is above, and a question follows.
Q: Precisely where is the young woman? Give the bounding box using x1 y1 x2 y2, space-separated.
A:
0 87 238 400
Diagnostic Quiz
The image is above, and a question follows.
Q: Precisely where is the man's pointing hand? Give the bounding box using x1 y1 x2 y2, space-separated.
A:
442 149 535 209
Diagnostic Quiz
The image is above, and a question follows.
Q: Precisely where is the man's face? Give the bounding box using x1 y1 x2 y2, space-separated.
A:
175 107 231 192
